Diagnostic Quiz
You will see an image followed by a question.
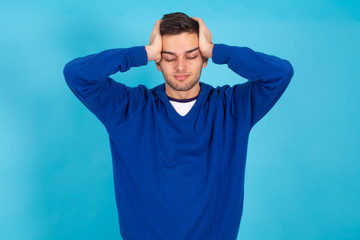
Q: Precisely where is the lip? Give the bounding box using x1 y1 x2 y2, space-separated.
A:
173 74 190 81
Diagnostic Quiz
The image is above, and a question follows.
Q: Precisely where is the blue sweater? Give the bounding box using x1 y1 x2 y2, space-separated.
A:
64 44 293 240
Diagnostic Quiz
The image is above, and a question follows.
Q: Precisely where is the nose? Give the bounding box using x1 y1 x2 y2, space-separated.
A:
176 58 186 72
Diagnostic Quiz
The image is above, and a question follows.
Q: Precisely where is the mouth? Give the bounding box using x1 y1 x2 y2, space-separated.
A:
173 73 190 81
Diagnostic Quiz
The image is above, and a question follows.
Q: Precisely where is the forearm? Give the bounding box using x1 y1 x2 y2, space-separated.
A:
63 46 149 129
212 44 294 127
212 44 293 85
63 46 147 100
64 46 147 83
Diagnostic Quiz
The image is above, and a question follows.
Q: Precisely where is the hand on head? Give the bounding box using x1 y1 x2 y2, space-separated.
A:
145 17 214 62
145 20 163 63
191 17 214 59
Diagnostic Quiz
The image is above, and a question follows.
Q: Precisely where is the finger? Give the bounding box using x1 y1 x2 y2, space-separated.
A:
191 17 202 22
150 20 161 37
191 17 205 25
154 20 162 31
192 17 208 33
149 20 162 43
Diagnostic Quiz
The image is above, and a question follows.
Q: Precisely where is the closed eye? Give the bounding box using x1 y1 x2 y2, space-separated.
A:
186 55 198 59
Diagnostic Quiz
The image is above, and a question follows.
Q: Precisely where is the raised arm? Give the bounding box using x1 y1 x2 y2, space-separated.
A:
63 21 163 130
63 46 148 130
213 44 293 127
145 20 163 63
193 17 293 127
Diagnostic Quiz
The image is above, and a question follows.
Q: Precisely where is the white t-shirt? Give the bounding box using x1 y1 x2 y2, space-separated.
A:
168 95 198 117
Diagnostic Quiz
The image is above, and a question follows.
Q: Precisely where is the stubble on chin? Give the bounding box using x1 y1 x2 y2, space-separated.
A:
165 76 199 92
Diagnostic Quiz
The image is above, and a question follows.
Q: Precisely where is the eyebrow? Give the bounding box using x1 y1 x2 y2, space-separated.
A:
161 47 199 55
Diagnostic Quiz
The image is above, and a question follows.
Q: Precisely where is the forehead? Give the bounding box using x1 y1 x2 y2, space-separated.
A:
162 32 199 54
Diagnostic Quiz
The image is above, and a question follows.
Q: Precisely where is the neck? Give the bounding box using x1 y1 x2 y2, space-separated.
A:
165 83 201 100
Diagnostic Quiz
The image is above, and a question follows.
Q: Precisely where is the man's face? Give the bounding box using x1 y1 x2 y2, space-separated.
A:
156 32 208 98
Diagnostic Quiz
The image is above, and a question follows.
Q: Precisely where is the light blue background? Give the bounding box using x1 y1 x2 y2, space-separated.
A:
1 0 359 239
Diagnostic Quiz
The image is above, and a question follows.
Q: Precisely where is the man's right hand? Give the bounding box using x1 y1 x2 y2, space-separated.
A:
145 20 162 63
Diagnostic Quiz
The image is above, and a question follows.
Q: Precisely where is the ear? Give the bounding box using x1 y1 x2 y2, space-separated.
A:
156 62 162 72
202 57 209 68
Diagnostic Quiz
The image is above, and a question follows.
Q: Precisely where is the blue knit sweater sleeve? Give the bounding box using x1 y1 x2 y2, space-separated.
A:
212 44 294 127
63 46 148 130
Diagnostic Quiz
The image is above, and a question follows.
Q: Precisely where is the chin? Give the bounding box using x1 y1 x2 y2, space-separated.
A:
172 80 199 92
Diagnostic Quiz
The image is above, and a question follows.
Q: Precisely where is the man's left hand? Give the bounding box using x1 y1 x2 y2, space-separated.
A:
192 17 214 59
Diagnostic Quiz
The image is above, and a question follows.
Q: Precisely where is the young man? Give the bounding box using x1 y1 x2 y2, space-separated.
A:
64 12 293 240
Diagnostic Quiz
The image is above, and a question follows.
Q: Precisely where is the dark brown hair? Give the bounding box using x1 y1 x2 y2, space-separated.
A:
160 12 199 36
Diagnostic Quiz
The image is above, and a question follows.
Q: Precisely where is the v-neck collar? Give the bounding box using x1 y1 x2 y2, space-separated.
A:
167 93 199 103
157 82 208 121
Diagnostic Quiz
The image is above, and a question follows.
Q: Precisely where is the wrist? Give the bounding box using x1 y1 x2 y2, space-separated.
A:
145 45 153 61
145 45 161 62
207 43 214 58
202 43 214 59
